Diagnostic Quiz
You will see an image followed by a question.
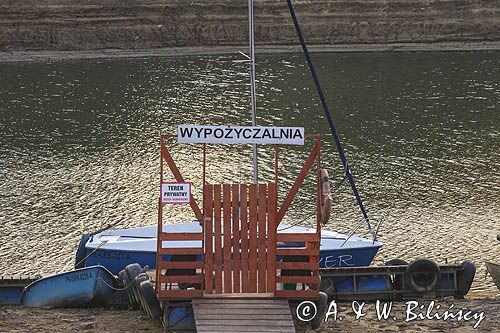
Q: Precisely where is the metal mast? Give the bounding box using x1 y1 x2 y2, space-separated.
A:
248 0 258 184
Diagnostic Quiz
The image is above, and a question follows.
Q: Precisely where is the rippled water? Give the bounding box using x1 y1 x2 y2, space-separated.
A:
0 52 499 294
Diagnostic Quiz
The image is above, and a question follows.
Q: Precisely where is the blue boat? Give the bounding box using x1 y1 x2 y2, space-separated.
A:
20 265 118 308
76 222 382 275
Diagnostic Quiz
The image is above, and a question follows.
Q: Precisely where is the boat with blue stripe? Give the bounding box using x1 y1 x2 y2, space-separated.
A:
76 222 382 275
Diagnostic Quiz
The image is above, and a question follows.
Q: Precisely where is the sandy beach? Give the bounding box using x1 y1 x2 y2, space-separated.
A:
316 297 499 333
2 296 500 332
0 305 162 333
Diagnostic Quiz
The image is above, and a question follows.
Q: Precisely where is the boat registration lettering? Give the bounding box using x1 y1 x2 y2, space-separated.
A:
65 272 93 283
161 182 191 204
92 251 132 261
178 125 305 145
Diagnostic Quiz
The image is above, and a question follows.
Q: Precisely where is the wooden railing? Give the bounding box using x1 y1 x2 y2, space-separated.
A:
156 227 204 299
275 235 321 299
156 135 322 300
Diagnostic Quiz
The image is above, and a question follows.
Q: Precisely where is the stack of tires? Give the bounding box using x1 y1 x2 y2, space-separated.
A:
120 263 162 319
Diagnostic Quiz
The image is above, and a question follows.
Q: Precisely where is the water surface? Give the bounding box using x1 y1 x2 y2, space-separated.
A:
0 51 498 294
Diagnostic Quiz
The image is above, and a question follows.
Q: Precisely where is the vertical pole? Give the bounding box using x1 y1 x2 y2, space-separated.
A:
316 138 321 233
201 143 206 290
156 197 162 294
248 0 258 184
202 143 206 203
156 137 164 294
274 144 278 189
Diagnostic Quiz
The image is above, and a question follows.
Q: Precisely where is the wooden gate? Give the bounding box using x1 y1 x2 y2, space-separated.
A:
156 134 322 300
203 183 277 295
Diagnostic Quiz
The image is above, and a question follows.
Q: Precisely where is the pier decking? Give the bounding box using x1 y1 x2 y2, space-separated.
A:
192 298 295 333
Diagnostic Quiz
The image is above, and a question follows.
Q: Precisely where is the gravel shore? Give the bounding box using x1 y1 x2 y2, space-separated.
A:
1 41 499 63
2 295 500 332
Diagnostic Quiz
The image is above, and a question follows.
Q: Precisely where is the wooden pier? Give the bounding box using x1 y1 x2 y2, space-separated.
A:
192 298 295 333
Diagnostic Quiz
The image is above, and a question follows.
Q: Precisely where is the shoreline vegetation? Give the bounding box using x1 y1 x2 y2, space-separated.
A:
1 41 500 63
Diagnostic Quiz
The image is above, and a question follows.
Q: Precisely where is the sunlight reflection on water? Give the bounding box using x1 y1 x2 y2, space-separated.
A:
0 52 498 293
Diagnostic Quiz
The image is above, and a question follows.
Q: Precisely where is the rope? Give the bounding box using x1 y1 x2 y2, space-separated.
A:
277 218 311 231
97 276 136 291
74 240 108 268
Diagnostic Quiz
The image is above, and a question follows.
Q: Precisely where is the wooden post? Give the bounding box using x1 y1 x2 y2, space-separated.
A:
232 184 241 293
204 185 214 295
276 139 319 225
267 182 277 293
257 184 267 293
240 184 249 292
223 184 232 293
248 184 258 293
214 185 222 294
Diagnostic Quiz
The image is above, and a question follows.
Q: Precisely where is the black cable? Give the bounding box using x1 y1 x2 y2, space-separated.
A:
285 0 372 231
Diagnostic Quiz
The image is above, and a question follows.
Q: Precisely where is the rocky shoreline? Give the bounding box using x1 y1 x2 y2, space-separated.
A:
1 41 500 63
1 0 499 59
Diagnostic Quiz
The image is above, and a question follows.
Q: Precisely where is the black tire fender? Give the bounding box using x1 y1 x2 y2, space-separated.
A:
404 259 440 293
456 260 476 298
134 273 150 315
310 292 328 330
384 259 408 291
125 263 143 305
385 259 408 266
319 277 335 295
118 269 135 307
139 280 162 319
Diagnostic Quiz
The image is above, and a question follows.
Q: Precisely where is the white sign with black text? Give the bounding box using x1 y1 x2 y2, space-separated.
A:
161 182 191 204
177 125 305 145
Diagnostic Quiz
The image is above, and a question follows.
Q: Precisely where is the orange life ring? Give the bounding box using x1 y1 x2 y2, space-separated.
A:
320 169 332 225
